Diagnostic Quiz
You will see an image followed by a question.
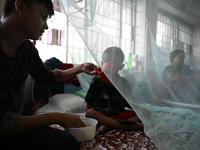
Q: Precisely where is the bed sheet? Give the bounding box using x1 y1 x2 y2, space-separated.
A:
50 124 158 150
81 129 158 150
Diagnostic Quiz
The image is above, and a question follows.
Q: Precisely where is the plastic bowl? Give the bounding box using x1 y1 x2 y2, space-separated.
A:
65 118 98 142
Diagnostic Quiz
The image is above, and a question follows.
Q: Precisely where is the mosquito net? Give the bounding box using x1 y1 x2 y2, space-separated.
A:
59 0 200 149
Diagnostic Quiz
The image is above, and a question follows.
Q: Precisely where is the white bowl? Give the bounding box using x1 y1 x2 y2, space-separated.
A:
65 118 98 142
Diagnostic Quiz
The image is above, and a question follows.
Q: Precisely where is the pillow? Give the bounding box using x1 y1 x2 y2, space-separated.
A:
35 94 86 115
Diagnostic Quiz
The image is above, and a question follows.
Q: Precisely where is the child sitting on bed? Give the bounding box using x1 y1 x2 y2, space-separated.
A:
85 46 143 134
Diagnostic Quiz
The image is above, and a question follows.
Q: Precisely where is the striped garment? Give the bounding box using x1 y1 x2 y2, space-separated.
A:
0 40 62 138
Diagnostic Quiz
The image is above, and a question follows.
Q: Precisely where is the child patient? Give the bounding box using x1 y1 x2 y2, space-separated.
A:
85 46 143 134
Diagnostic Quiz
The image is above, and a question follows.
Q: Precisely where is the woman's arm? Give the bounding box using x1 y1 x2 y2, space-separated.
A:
167 72 188 82
9 112 86 137
60 63 96 81
167 72 200 82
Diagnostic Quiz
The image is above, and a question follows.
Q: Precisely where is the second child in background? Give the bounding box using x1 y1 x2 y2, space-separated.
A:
85 46 143 134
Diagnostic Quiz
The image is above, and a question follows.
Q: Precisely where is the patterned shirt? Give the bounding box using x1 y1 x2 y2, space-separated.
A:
0 40 62 138
85 76 131 115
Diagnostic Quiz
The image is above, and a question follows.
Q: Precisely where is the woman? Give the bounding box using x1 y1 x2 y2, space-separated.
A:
162 49 195 82
160 49 200 103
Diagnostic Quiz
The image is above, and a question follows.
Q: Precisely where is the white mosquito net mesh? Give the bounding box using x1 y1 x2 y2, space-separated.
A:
59 0 200 149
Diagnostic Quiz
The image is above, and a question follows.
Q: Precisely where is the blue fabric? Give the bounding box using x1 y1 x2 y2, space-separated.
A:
1 126 80 150
44 57 62 69
64 83 82 94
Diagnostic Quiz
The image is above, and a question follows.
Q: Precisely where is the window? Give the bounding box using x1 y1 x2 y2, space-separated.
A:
47 29 66 46
65 0 136 64
52 0 61 12
37 0 137 64
156 8 194 66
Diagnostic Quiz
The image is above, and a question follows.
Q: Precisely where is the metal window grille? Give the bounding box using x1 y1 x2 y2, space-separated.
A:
156 8 194 66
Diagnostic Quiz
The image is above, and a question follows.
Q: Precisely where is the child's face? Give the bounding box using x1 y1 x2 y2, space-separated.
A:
101 53 124 75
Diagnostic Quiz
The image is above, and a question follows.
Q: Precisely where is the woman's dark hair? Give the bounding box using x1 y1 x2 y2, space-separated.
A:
3 0 54 17
103 46 124 63
170 49 184 63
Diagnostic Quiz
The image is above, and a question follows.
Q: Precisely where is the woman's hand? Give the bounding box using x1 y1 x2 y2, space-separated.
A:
57 113 86 128
81 62 97 75
10 112 86 136
60 62 97 81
